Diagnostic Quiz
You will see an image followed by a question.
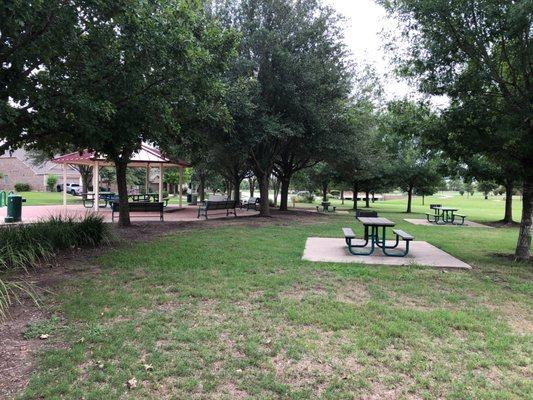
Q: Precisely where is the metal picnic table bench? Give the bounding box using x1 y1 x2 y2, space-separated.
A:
342 216 414 257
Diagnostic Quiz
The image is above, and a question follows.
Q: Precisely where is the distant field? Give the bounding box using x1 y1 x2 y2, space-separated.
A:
295 192 523 223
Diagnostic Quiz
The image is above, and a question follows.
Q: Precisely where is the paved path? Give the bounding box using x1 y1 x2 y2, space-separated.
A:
0 204 259 224
302 237 471 269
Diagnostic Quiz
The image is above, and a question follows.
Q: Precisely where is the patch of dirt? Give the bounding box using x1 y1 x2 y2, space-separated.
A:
280 279 371 305
0 210 323 399
271 351 334 395
214 382 248 399
0 301 48 398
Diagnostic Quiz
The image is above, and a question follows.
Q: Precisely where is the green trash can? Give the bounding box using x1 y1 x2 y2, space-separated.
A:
5 194 26 223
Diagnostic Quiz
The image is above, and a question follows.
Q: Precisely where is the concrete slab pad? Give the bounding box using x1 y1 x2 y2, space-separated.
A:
302 237 471 269
404 219 492 228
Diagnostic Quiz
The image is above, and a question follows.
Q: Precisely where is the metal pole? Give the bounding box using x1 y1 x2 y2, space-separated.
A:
62 164 67 207
179 166 183 208
145 163 150 194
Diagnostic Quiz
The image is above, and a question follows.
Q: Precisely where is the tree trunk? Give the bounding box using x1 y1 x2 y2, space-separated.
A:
198 174 205 202
115 160 131 227
353 183 358 210
257 173 270 217
515 177 532 261
422 194 425 205
233 176 242 204
365 190 370 208
78 166 92 191
341 190 344 205
502 181 513 223
279 178 290 211
322 184 328 202
249 177 255 197
406 186 413 213
272 178 280 207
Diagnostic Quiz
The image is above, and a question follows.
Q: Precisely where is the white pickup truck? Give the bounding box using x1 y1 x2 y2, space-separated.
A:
56 183 83 196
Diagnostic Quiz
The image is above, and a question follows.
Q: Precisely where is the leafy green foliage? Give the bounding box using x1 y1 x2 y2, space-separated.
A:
46 175 58 192
14 183 31 192
380 0 532 259
0 214 109 271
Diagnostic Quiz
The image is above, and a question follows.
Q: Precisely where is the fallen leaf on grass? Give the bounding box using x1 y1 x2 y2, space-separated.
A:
127 377 137 389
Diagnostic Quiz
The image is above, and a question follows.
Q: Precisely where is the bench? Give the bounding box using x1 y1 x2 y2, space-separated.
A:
111 201 164 222
425 212 440 223
197 200 237 219
243 197 260 211
393 229 414 241
342 227 356 240
453 214 466 225
388 229 414 257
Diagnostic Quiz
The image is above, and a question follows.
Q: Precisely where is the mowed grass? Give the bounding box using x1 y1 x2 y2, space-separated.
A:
19 207 532 399
296 192 523 223
13 192 84 206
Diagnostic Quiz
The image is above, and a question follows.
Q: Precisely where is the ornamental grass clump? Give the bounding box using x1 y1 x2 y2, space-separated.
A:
0 214 109 271
0 214 109 320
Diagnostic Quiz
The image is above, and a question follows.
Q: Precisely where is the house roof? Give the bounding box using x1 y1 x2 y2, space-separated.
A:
52 143 189 168
0 148 79 176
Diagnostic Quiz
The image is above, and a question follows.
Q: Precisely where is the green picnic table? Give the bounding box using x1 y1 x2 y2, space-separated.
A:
426 206 466 225
342 217 414 257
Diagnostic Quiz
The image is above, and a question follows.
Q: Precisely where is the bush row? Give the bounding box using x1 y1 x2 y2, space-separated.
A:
0 214 109 271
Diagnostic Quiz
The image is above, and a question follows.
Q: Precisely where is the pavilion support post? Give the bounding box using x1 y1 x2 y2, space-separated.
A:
158 164 163 203
145 164 150 194
93 161 100 211
179 166 183 208
62 164 67 207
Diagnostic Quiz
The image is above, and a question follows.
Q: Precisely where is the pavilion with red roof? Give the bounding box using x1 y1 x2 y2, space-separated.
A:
52 143 189 211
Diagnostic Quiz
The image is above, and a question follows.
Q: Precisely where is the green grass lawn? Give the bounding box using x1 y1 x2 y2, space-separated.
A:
19 208 532 399
296 192 523 223
13 191 84 206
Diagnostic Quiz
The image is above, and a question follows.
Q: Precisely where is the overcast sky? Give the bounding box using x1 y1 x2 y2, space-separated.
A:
327 0 414 100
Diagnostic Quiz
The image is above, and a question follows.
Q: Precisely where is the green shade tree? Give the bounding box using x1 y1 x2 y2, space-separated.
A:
380 100 443 213
380 0 532 259
26 0 236 226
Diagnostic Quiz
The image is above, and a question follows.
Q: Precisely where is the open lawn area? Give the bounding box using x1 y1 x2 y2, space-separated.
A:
295 192 523 224
10 206 532 399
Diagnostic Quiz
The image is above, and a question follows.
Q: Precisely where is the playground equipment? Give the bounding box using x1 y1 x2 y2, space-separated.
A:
4 193 26 223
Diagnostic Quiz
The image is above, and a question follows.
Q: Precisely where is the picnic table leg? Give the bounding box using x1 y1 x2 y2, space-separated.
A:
347 226 375 256
375 226 400 249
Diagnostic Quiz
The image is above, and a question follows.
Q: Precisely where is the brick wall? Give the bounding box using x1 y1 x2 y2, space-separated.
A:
0 157 78 191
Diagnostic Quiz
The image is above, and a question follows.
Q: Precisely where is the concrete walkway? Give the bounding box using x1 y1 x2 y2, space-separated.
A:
302 237 471 269
404 218 492 228
0 204 259 224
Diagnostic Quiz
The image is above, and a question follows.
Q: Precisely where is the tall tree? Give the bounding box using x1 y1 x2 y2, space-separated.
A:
27 0 236 226
1 0 77 151
380 100 442 213
381 0 532 259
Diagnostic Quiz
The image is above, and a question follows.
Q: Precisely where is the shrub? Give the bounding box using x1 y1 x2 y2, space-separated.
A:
14 183 31 192
0 214 109 272
0 279 39 321
46 175 58 192
0 215 109 320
